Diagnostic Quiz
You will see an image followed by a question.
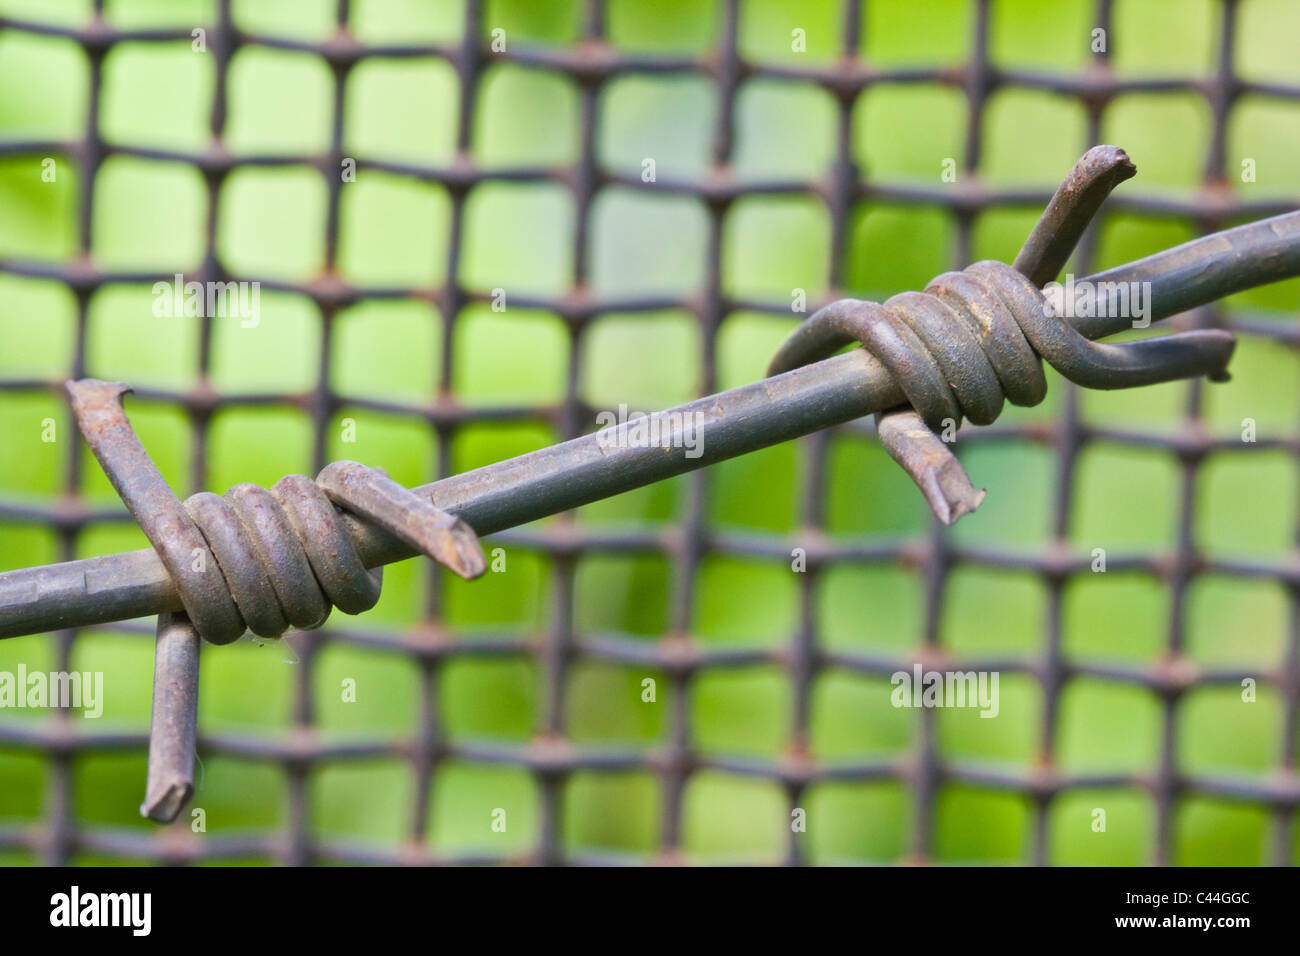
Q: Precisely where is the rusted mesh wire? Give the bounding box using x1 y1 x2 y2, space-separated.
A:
0 0 1297 866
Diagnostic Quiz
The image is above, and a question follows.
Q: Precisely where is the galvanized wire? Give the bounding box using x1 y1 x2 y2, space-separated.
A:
0 0 1297 866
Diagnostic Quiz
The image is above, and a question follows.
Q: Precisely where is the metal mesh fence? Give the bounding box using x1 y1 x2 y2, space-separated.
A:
0 0 1297 866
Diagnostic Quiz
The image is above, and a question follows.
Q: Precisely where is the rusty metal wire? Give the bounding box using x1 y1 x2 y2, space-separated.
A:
60 377 488 821
0 0 1299 866
4 176 1264 826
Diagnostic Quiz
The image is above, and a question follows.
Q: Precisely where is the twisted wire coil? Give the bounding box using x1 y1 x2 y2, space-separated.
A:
66 380 484 646
768 260 1235 434
173 469 384 644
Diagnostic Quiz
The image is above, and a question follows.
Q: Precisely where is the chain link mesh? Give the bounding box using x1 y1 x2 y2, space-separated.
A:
0 0 1297 865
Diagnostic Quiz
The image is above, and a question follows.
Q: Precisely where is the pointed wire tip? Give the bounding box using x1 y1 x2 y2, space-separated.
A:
436 519 488 579
65 377 131 403
877 410 988 526
1202 328 1237 382
931 481 987 526
918 453 987 525
140 779 192 824
315 460 488 580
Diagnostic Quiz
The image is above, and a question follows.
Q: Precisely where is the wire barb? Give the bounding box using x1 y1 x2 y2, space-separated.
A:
66 379 486 646
140 612 200 824
65 378 487 822
767 146 1237 524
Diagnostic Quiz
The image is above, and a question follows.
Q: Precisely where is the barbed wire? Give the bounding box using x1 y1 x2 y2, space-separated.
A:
0 0 1298 866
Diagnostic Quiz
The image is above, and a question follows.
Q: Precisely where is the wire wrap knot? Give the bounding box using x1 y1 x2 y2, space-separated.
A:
66 380 485 645
771 259 1233 435
767 146 1236 523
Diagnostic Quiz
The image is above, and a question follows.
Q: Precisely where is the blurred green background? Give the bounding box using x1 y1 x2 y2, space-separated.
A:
2 0 1299 865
